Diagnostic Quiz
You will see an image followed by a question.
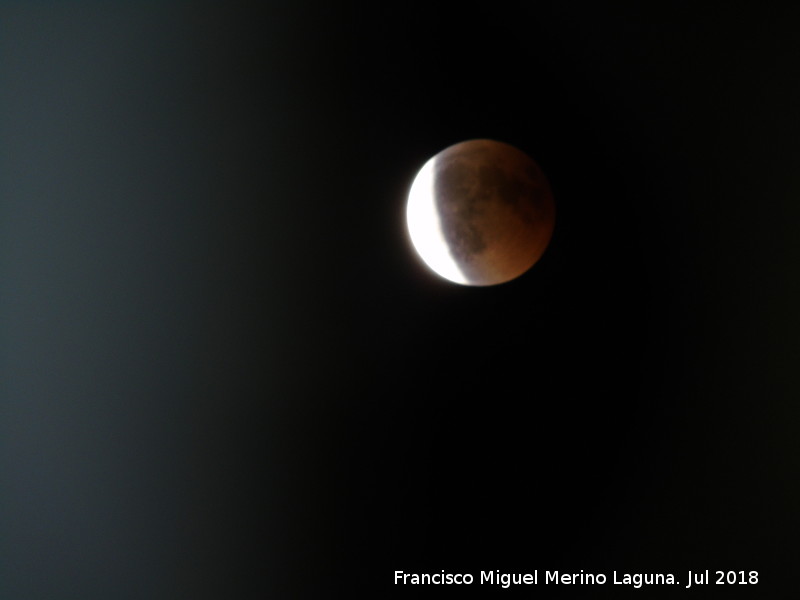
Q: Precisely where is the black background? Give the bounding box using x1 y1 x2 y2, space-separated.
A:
1 2 798 598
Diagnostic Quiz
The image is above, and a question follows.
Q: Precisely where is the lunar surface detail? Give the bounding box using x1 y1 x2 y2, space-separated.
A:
406 139 555 286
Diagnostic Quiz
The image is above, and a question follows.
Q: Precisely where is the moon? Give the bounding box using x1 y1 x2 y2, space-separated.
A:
406 139 555 286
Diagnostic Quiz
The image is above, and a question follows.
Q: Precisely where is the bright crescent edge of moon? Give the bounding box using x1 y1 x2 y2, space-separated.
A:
405 154 471 285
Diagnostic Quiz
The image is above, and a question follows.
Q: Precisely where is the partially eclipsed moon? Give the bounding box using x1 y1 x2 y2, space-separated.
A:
406 139 555 286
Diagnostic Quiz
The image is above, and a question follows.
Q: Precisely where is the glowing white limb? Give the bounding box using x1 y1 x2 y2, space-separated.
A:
406 157 468 284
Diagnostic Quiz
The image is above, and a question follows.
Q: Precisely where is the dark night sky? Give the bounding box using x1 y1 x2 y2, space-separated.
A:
1 2 799 598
